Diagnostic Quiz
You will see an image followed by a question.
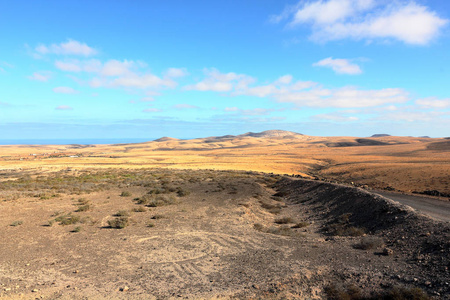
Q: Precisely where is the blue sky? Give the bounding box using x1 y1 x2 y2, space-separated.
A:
0 0 449 139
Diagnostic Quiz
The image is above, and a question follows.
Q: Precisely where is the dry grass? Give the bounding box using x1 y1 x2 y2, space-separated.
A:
1 135 447 195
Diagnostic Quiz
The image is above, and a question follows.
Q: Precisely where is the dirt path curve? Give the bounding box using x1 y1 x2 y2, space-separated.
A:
374 190 450 222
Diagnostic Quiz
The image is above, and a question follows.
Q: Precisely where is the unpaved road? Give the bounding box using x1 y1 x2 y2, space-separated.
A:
374 191 450 222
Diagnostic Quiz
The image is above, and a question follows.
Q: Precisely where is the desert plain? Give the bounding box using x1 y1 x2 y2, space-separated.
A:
0 130 449 299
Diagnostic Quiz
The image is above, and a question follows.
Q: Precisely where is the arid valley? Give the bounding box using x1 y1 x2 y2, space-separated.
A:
0 130 449 299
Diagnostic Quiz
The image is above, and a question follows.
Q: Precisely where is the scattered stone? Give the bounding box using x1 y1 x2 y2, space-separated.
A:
120 286 129 292
31 289 38 292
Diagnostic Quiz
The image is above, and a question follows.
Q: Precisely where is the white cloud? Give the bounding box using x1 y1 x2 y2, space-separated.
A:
54 58 179 92
313 57 362 74
101 60 134 76
188 68 408 108
277 1 448 45
225 107 239 112
184 68 255 92
173 104 199 110
28 71 52 82
313 113 359 122
110 74 176 89
165 68 188 78
55 60 82 72
143 108 162 113
55 59 102 73
53 86 79 94
275 74 293 85
277 87 409 108
36 39 97 56
55 105 73 110
376 111 447 122
292 0 374 25
140 97 155 102
224 107 274 116
416 97 450 109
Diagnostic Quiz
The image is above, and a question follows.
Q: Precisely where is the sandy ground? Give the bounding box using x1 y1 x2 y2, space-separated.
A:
0 169 448 299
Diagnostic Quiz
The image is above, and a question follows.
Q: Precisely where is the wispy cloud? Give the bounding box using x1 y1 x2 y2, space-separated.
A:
165 68 188 78
28 71 52 82
274 0 448 45
416 97 450 109
173 104 199 110
54 58 178 91
53 86 79 94
313 57 362 74
36 39 98 56
184 68 255 92
55 105 73 110
143 108 163 113
188 69 408 108
224 107 274 116
312 112 359 122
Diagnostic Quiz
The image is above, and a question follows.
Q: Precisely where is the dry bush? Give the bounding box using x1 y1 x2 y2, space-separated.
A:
259 201 282 214
325 213 366 237
10 220 23 226
292 221 309 228
133 206 147 212
75 204 91 212
108 217 129 229
324 284 362 300
176 187 190 197
54 214 80 226
254 223 296 237
146 194 177 207
71 226 82 233
120 191 132 197
114 210 130 217
151 214 165 220
275 217 296 224
324 284 430 300
354 236 385 250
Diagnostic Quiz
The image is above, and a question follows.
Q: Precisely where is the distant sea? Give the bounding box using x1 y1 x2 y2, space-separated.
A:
0 138 157 146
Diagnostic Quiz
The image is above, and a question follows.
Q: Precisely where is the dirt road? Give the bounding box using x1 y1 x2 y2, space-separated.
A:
374 191 450 222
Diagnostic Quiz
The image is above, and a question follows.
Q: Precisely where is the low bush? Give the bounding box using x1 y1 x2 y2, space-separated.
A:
10 220 23 226
114 210 130 217
108 217 129 229
54 214 80 225
133 206 147 212
275 217 296 224
354 236 385 250
292 221 309 228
